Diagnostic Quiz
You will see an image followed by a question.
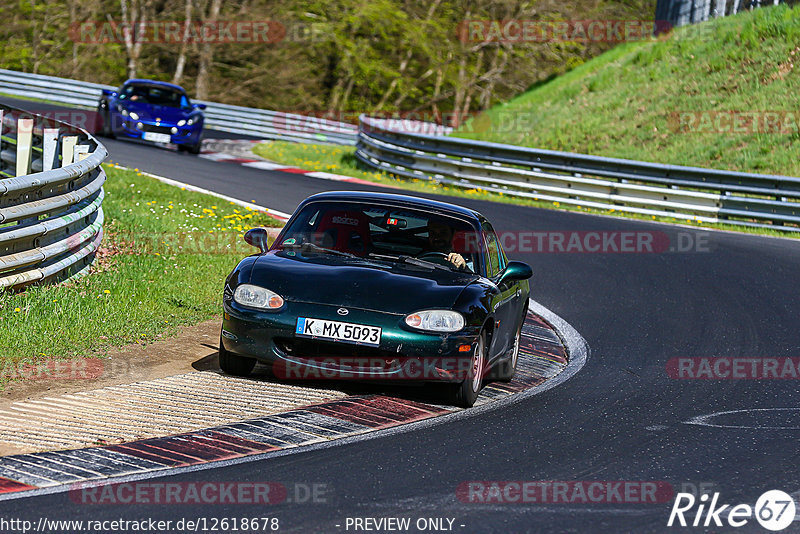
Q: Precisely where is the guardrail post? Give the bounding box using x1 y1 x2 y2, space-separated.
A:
61 136 78 166
15 118 33 177
41 136 83 221
17 127 60 227
74 144 90 163
42 128 59 171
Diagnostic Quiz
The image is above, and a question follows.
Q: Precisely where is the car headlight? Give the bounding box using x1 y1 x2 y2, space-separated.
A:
177 119 187 127
405 310 464 332
187 117 195 126
233 284 284 310
129 112 139 120
119 106 127 116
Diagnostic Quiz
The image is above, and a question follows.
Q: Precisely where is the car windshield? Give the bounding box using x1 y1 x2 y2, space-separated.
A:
275 201 484 274
118 84 190 108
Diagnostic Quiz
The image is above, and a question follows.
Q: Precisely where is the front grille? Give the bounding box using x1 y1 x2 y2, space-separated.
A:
141 123 174 134
274 337 392 360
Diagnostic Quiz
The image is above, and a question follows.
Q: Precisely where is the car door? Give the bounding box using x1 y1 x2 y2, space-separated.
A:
483 223 516 359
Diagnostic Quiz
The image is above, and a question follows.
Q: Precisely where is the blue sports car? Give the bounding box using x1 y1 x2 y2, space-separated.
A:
97 79 206 153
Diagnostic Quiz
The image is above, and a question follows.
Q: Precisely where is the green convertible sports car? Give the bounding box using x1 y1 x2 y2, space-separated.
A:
219 191 532 407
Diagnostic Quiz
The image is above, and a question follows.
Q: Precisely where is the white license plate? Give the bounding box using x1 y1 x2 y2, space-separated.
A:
143 131 171 143
296 317 381 346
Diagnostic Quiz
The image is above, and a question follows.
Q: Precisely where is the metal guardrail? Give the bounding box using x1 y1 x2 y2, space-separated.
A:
356 115 800 232
0 69 358 145
0 104 106 289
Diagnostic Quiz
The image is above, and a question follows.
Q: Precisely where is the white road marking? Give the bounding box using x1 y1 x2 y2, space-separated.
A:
241 161 290 170
684 407 800 429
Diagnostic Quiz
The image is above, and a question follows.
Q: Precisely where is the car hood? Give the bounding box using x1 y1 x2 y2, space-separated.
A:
120 101 190 122
249 251 479 315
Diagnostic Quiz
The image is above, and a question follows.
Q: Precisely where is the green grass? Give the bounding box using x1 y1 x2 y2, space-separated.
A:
0 164 280 366
455 5 800 175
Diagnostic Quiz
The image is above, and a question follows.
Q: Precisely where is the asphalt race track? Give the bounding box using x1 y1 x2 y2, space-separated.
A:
2 96 800 532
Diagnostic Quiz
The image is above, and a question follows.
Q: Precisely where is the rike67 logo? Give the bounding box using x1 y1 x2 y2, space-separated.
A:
668 490 796 531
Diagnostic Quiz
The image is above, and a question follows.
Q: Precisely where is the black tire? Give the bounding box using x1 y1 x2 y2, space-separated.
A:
494 320 522 382
180 133 203 154
179 141 201 154
449 332 487 408
218 335 256 377
99 106 115 138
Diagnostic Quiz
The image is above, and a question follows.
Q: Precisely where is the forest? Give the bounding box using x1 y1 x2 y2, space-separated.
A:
1 0 654 124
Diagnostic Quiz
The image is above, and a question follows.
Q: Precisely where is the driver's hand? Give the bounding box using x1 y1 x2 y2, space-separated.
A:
446 252 466 269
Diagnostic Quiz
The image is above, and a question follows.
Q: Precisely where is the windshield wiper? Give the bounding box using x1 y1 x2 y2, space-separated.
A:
367 253 451 271
281 242 358 258
401 256 452 271
367 252 403 261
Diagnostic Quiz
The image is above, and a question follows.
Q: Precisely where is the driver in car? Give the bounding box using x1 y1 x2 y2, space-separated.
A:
425 220 468 269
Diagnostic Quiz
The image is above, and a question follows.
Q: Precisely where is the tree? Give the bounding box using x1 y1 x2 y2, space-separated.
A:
117 0 152 79
172 0 193 84
194 0 223 99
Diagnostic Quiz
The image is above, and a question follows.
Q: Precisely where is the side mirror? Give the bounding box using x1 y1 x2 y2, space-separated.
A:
244 228 268 252
193 103 207 110
499 261 533 283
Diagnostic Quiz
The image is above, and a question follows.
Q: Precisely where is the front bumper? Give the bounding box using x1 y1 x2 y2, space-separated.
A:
221 300 480 383
113 116 201 145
